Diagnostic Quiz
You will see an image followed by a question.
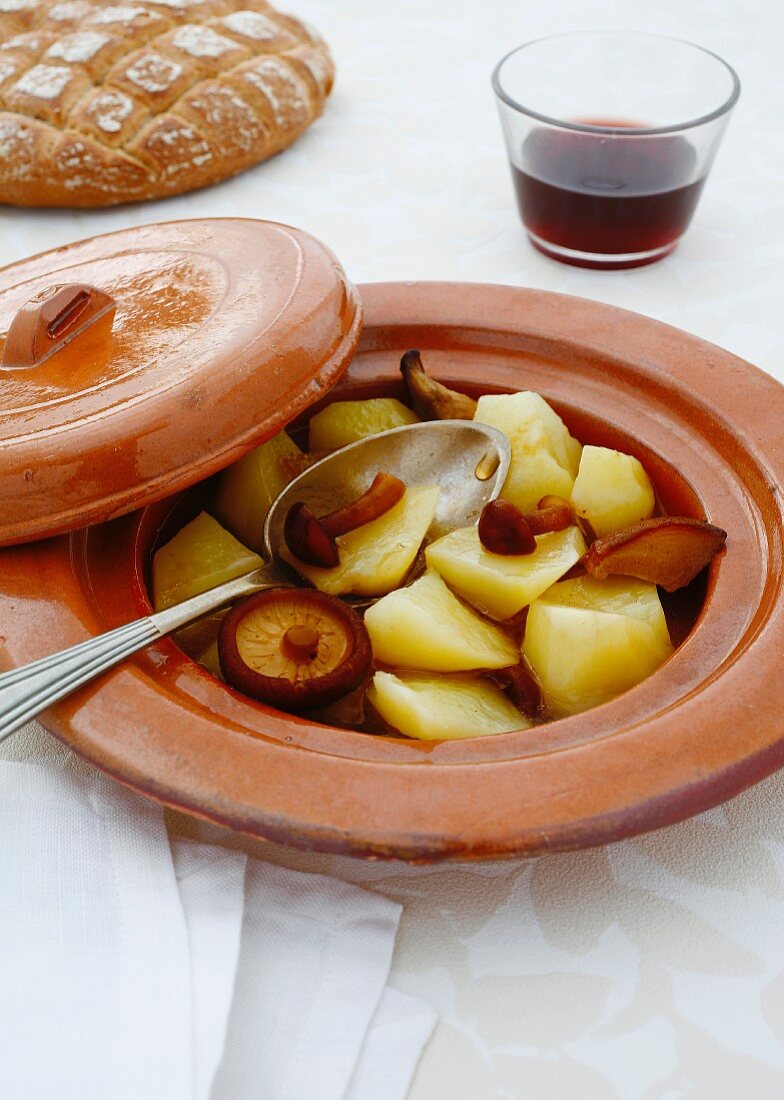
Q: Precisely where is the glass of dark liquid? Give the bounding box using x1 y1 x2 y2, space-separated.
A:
492 32 739 269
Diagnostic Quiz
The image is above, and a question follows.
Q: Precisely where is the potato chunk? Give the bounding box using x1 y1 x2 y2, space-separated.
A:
214 430 301 553
474 392 582 512
309 398 420 452
425 524 586 619
368 670 528 740
570 444 655 538
523 575 673 716
153 512 262 611
282 486 439 597
364 570 518 671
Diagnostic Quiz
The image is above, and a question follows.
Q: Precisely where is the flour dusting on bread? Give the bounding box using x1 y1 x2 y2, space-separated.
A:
46 30 110 61
13 61 72 97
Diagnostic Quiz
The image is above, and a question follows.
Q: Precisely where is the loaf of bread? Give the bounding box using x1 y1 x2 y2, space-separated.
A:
0 0 334 206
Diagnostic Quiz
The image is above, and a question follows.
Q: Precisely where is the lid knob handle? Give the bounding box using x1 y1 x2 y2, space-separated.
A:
1 283 117 370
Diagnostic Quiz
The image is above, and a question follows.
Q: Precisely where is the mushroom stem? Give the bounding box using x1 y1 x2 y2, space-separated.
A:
284 473 407 568
320 472 405 537
400 349 477 420
282 625 321 662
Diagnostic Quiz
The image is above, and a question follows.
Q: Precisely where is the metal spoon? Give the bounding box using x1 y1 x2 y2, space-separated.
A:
0 419 510 742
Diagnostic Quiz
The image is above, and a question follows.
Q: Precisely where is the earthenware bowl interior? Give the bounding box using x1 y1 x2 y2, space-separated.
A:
135 370 711 742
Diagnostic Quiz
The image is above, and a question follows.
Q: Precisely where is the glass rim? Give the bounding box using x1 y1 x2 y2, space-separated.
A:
491 30 741 136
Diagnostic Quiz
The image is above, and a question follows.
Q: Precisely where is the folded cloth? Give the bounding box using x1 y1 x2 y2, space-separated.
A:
347 987 439 1100
0 761 194 1100
0 760 436 1100
211 859 435 1100
172 838 247 1100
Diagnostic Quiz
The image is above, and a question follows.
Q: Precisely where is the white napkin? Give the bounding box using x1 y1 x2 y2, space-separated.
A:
172 838 247 1100
0 760 436 1100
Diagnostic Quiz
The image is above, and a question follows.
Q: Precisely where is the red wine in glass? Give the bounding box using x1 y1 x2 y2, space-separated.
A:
513 122 704 268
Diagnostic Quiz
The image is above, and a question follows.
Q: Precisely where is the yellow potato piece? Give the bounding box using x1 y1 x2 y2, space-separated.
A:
309 398 420 452
368 670 529 740
214 429 301 553
282 486 439 597
474 392 582 512
542 574 669 620
570 444 655 538
425 525 587 620
152 512 262 612
365 570 518 671
523 575 673 716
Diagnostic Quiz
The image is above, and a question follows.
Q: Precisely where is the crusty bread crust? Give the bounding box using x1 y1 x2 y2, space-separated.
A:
0 0 334 206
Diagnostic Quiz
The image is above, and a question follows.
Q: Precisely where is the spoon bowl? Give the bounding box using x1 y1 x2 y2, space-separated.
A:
264 419 511 565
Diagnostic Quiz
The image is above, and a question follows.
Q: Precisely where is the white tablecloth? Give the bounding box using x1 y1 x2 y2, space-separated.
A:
3 0 784 1095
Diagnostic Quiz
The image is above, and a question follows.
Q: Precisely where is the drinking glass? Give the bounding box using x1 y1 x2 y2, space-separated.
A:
492 32 740 269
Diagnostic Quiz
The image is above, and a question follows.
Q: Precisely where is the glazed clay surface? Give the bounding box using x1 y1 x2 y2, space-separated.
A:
0 218 361 544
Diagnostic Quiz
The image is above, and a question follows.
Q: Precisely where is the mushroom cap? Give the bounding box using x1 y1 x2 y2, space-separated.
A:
218 588 371 711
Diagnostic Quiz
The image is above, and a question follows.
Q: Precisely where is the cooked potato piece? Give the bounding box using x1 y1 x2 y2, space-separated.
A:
523 575 673 716
368 670 528 740
213 430 302 554
364 570 518 671
153 512 262 612
474 392 582 513
282 486 439 597
570 445 655 538
309 398 420 452
425 524 586 619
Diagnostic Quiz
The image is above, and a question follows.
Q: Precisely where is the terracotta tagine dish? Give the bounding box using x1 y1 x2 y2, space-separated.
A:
1 219 783 862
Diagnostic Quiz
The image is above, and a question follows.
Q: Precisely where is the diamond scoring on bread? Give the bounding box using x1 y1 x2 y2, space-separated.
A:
0 0 334 205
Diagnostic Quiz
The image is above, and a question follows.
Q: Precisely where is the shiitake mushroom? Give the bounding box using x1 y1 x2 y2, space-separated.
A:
218 588 371 711
583 516 727 592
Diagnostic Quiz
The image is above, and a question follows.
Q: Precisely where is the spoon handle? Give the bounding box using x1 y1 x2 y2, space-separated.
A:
0 567 281 743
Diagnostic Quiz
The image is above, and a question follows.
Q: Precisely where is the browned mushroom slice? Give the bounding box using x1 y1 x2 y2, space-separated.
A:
583 516 727 592
218 589 372 711
400 349 477 420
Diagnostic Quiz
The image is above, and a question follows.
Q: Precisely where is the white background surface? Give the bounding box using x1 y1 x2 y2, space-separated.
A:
3 0 784 1096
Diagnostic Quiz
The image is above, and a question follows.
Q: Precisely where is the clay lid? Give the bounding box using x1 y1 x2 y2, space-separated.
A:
0 218 362 546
